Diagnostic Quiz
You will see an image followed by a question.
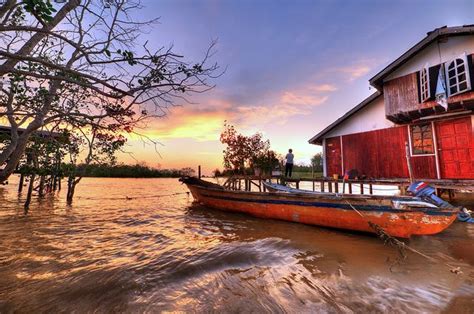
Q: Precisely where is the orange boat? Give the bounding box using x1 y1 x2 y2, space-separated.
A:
180 177 459 238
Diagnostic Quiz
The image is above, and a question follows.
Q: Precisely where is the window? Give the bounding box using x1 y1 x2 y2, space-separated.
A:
411 123 434 155
445 54 471 97
419 65 431 102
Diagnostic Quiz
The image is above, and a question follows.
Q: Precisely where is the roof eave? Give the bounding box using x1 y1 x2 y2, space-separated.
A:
369 25 474 89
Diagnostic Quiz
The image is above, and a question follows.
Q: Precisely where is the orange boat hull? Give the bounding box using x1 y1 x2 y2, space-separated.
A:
184 182 458 238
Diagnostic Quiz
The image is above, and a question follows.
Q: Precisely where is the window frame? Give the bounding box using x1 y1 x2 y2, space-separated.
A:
419 64 431 102
409 123 435 156
444 53 471 97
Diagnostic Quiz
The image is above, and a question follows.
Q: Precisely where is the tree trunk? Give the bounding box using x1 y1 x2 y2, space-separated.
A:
24 174 35 213
66 175 76 204
0 134 30 183
38 175 45 198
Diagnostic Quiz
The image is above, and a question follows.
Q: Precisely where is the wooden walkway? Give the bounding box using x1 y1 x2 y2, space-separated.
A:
221 175 474 197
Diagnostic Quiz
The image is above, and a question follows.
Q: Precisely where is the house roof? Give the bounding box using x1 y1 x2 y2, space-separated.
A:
308 92 381 145
369 25 474 89
309 25 474 146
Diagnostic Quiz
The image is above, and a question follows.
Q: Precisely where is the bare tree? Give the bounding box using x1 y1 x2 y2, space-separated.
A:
0 0 219 183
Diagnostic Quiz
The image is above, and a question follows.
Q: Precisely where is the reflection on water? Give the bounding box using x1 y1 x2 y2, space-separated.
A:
0 176 473 312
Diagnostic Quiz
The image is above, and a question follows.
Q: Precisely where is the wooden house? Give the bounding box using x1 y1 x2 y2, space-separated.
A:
309 25 474 180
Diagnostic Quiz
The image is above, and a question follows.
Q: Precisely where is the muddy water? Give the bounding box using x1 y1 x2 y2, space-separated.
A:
0 176 473 313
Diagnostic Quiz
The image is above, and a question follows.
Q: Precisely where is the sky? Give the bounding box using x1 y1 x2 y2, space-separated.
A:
117 0 474 173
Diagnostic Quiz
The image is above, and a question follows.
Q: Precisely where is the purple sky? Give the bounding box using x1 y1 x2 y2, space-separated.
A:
121 0 474 171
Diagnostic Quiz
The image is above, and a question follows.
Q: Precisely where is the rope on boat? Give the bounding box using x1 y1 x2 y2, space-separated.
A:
343 200 463 273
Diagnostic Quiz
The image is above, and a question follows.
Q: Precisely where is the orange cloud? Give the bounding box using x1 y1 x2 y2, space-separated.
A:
129 106 229 142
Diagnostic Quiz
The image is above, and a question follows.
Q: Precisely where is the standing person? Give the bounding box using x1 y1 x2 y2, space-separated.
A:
285 149 294 177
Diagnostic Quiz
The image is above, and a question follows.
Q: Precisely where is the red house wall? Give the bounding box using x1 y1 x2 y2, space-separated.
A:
435 116 474 179
325 137 341 176
325 126 439 179
325 116 473 179
341 127 410 178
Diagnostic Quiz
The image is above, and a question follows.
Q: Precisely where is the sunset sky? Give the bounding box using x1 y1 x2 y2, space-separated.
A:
118 0 474 173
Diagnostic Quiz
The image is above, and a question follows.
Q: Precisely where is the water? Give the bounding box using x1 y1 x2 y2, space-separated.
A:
0 176 473 312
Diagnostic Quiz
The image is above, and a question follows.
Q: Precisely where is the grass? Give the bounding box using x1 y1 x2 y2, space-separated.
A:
288 171 323 179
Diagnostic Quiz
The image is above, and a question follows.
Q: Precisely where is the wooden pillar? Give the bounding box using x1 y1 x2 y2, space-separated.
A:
348 183 352 194
296 181 300 189
360 183 364 195
449 189 455 200
400 185 407 195
312 180 315 191
369 184 373 195
328 181 332 193
321 181 325 192
334 181 339 193
198 165 201 179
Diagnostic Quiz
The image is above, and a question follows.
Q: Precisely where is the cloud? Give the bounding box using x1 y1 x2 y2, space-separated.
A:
338 64 371 81
331 59 380 82
126 76 338 142
309 84 338 92
280 92 329 106
130 105 230 142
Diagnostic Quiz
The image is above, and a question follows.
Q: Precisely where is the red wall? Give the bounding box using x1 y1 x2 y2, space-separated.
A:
325 126 438 179
435 116 474 179
341 127 410 178
325 137 341 176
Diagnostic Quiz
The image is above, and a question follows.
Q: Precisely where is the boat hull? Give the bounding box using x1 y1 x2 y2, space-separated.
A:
183 180 458 238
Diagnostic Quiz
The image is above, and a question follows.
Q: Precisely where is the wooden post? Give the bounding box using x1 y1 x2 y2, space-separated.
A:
405 141 413 183
369 184 373 195
198 165 201 179
312 180 315 191
334 181 339 193
296 181 300 189
328 181 332 193
321 181 325 192
360 183 364 195
348 182 352 194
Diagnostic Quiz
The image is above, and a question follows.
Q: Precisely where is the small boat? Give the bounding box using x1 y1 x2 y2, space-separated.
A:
180 177 459 238
265 181 474 223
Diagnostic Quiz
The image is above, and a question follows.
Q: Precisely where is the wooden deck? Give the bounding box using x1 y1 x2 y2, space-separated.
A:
220 175 474 198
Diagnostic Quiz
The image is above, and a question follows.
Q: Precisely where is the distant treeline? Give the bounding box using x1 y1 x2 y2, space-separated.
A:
213 157 324 177
77 164 195 178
